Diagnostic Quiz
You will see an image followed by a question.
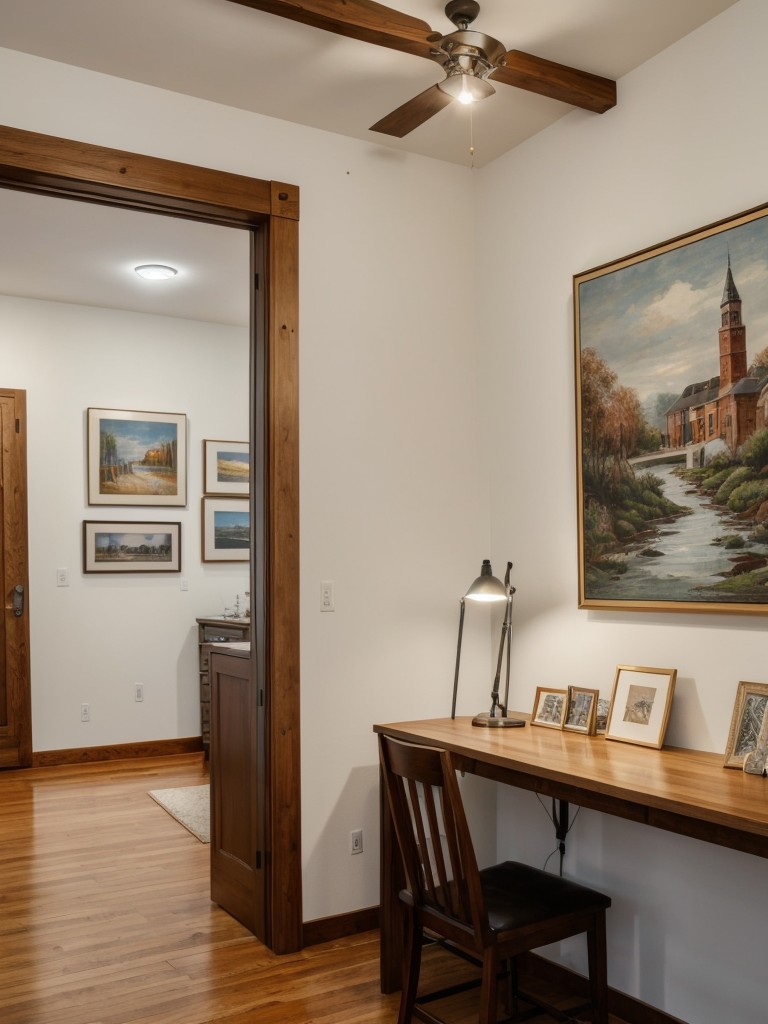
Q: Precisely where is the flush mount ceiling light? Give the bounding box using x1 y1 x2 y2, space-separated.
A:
134 264 178 281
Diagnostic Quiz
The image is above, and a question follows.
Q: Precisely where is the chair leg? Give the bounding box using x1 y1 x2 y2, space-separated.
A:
587 910 609 1024
397 908 422 1024
479 948 499 1024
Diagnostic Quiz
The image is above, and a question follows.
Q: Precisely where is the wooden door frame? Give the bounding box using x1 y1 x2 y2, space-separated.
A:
0 125 301 954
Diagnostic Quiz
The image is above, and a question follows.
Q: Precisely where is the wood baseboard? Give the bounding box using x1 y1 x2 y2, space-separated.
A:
518 952 689 1024
31 737 204 767
302 906 379 947
302 913 687 1024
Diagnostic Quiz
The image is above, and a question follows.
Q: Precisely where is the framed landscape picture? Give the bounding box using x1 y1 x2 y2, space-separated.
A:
203 439 249 495
83 521 181 573
605 665 677 749
574 201 768 615
202 497 250 562
87 408 187 507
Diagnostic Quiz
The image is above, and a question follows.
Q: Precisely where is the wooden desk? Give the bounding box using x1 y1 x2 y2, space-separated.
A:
373 716 768 992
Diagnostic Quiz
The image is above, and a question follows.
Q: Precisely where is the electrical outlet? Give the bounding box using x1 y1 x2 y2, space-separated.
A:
80 702 90 723
350 829 363 855
321 580 335 612
56 567 69 587
135 683 144 702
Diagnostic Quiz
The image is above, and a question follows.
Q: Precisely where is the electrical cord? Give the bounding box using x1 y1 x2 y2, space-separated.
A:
536 794 581 875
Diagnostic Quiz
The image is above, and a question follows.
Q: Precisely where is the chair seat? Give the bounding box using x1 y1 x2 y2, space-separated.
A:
481 861 611 935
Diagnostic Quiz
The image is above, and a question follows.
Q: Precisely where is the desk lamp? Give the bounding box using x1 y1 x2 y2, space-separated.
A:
450 559 525 728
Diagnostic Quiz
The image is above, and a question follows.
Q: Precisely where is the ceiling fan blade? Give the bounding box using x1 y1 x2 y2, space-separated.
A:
226 0 437 59
369 84 453 137
490 50 616 113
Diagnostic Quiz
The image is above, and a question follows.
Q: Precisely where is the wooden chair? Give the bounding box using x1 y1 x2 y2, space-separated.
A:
378 734 611 1024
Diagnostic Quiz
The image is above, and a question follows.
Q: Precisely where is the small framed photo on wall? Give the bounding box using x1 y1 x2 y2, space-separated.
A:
203 439 249 496
605 665 677 749
202 497 250 562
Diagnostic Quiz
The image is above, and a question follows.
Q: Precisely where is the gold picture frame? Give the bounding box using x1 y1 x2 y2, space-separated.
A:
531 687 567 729
574 200 768 615
563 686 599 735
605 665 677 749
723 680 768 769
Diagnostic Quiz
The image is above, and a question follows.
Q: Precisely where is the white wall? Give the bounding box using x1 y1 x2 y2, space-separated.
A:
475 1 767 1020
0 48 490 923
2 294 250 748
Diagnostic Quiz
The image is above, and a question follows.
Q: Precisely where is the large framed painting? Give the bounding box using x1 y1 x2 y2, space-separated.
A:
87 408 187 507
83 521 181 573
574 201 768 614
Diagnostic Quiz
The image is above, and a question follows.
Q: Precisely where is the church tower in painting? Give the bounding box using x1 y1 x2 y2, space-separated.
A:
718 254 747 392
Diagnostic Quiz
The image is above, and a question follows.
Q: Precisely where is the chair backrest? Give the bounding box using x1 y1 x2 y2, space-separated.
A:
379 734 488 945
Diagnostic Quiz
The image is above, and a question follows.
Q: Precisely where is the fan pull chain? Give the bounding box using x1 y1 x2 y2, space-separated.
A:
469 104 475 167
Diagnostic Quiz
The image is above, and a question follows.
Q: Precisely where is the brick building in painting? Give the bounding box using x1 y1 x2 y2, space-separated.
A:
665 258 768 450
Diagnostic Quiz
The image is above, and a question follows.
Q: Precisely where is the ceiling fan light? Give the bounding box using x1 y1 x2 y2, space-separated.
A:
134 263 178 281
438 72 495 105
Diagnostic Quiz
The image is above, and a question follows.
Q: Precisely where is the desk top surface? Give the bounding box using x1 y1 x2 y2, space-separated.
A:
374 716 768 842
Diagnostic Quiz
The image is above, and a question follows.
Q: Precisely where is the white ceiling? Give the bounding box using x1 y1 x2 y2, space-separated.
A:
0 0 739 323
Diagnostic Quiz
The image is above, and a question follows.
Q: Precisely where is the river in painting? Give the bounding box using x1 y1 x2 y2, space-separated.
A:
588 464 768 603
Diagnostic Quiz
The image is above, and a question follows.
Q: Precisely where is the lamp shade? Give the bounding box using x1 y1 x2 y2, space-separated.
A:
438 72 495 106
465 559 506 602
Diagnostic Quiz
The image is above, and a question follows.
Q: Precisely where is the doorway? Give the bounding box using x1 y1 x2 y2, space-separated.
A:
0 124 302 954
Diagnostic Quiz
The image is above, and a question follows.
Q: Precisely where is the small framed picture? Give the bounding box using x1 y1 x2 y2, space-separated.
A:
595 697 611 735
83 521 181 573
202 497 250 562
605 665 677 749
531 687 567 729
87 407 187 507
723 681 768 769
563 686 599 735
203 439 249 496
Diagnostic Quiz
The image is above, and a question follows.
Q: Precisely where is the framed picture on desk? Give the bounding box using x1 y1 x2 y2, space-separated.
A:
605 665 677 748
723 680 768 768
531 687 567 729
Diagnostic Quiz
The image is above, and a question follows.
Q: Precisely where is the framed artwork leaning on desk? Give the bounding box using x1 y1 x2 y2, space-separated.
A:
723 680 768 768
605 664 676 748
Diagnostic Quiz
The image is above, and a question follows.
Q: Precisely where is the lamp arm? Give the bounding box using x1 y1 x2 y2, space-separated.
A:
451 597 466 719
488 593 511 717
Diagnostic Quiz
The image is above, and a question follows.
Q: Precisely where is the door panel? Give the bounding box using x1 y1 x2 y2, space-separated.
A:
210 649 265 940
0 389 32 768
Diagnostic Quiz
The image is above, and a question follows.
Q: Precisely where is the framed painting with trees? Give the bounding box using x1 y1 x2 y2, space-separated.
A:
574 201 768 614
87 408 187 507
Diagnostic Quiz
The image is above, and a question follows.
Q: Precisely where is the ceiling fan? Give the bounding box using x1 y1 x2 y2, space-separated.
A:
225 0 616 136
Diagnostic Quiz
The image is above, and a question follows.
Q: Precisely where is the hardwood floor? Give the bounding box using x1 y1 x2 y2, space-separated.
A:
0 755 624 1024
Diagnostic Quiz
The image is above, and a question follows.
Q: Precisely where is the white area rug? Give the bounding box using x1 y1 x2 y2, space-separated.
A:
148 784 210 843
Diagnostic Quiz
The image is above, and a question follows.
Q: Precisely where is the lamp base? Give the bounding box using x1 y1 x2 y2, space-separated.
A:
471 711 525 728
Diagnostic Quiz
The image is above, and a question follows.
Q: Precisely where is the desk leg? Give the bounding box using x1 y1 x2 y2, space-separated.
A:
553 799 570 870
379 762 404 993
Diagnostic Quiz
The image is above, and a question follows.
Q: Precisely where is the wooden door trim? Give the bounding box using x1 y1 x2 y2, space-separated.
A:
0 388 32 767
0 125 302 954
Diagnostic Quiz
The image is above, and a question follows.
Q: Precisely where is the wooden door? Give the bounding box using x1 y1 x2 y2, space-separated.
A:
210 649 265 940
0 389 32 768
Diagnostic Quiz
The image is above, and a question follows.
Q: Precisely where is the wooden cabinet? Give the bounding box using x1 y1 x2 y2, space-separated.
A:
196 617 250 756
209 645 266 941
